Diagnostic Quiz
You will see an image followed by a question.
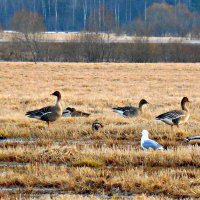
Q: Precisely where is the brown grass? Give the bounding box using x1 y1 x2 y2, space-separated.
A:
0 62 200 199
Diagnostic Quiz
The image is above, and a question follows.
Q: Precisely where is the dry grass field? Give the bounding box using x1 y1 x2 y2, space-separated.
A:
0 62 200 199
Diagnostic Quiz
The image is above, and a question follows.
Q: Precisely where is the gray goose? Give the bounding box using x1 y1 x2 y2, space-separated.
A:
185 136 200 142
62 107 90 117
112 99 149 118
26 91 63 127
92 120 104 131
155 97 190 129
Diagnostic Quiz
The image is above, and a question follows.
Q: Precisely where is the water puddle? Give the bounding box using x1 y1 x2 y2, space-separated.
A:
0 187 134 199
0 138 35 144
0 138 134 148
0 187 63 193
32 193 134 199
0 162 131 170
0 162 27 168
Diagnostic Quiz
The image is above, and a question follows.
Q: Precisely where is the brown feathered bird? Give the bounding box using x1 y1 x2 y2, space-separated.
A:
92 120 104 131
112 99 149 117
62 107 90 117
155 97 190 129
26 91 63 127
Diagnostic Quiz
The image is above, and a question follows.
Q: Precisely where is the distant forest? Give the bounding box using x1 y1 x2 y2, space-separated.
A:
1 0 200 36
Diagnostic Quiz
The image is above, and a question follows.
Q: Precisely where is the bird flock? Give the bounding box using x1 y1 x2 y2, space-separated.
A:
26 91 198 150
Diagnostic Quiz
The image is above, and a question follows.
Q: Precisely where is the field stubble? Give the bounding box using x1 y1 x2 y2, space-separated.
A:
0 62 200 199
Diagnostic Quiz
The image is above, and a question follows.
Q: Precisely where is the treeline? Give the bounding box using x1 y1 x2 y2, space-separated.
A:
0 0 200 36
1 33 200 63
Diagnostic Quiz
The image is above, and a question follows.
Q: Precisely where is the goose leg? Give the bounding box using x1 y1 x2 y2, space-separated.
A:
171 125 173 132
47 121 50 128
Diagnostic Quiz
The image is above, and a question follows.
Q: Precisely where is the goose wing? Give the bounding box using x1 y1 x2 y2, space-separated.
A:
76 111 90 117
112 106 138 117
71 111 90 117
112 106 133 111
155 110 185 121
26 106 53 120
123 107 139 117
186 136 200 142
62 108 71 117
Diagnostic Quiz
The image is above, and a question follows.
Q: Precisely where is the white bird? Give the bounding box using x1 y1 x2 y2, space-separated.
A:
141 130 164 150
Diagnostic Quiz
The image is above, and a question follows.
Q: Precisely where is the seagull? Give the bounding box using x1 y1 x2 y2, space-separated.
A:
155 97 190 130
112 99 149 118
141 130 164 150
26 91 63 127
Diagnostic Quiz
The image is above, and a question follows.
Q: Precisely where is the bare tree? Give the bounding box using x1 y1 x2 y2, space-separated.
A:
55 0 58 30
79 32 106 62
10 9 46 63
82 0 88 30
88 5 115 33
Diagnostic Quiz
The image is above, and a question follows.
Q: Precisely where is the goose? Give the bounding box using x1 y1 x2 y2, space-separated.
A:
155 97 190 129
141 130 164 150
185 136 200 142
0 135 7 140
112 99 149 118
26 91 63 127
92 120 104 131
62 107 90 117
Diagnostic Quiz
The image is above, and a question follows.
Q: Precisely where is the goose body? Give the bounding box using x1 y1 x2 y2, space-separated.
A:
92 120 104 131
62 107 90 117
26 91 63 127
112 99 149 118
0 135 7 140
141 130 164 150
155 97 190 128
185 136 200 142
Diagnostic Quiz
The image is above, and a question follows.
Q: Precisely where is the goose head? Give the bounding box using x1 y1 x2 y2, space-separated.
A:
66 107 76 112
181 97 190 104
181 97 190 111
139 99 149 110
51 91 61 101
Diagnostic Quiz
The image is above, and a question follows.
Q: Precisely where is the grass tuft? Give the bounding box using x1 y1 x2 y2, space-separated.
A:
72 158 104 168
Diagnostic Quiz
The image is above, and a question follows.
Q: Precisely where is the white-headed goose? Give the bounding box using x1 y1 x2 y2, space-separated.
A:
112 99 149 118
155 97 190 129
26 91 63 127
92 120 104 131
62 107 90 117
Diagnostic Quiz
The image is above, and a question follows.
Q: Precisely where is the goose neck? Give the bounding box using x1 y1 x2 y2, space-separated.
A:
181 102 189 112
139 103 144 112
55 96 61 106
